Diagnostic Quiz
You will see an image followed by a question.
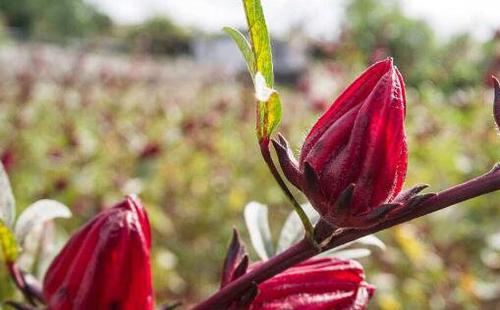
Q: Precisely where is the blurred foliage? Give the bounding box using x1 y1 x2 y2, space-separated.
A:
337 0 437 86
0 0 112 41
319 0 485 93
0 21 6 44
0 0 499 308
125 17 192 55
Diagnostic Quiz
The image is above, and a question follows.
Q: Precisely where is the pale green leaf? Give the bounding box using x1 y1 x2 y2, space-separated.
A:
355 235 386 250
276 203 320 254
244 201 274 260
35 226 68 279
320 248 372 260
487 231 500 250
15 199 71 246
318 235 384 260
0 163 15 228
328 234 386 253
223 26 255 77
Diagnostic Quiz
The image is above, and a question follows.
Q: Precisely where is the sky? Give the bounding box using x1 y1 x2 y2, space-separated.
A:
85 0 500 41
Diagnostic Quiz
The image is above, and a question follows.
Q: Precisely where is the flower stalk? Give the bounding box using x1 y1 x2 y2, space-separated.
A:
259 138 315 240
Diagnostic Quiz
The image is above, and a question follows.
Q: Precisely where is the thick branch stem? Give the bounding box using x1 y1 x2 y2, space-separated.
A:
192 165 500 310
191 238 316 310
322 164 500 250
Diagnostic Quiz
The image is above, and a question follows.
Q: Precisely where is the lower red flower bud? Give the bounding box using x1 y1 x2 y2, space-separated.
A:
249 257 374 310
43 196 153 310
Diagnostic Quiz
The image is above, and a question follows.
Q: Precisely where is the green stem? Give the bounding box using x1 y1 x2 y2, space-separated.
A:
259 138 315 240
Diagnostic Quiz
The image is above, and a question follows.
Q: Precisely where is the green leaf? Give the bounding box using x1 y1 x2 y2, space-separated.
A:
318 234 386 261
244 201 274 260
235 0 281 140
0 220 18 263
257 91 282 140
333 235 387 253
223 26 255 77
0 163 15 228
243 0 274 87
15 199 71 246
354 235 386 250
320 248 372 260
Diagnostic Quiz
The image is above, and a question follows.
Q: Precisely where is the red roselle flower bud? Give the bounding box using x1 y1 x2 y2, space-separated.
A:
43 196 153 310
273 58 408 228
249 257 374 310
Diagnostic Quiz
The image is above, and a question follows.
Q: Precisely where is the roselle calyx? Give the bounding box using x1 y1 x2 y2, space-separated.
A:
249 257 374 310
219 232 374 310
273 58 408 228
43 196 153 310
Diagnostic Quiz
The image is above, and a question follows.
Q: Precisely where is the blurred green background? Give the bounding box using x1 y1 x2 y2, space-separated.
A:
0 0 499 308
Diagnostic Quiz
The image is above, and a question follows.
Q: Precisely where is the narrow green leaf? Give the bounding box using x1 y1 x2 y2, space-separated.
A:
243 0 274 87
257 91 282 140
223 26 256 77
225 0 282 139
0 220 18 263
239 0 282 139
0 163 15 228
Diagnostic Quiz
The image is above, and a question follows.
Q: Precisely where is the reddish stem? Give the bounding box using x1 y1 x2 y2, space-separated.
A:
259 138 296 206
192 165 500 310
191 238 316 310
7 263 37 306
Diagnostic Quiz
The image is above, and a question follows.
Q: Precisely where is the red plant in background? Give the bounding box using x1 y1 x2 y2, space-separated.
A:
249 258 374 310
273 58 408 228
42 196 153 310
1 149 16 172
139 142 162 160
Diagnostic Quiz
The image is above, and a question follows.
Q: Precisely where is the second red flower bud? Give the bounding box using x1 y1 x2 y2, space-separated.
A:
274 58 408 228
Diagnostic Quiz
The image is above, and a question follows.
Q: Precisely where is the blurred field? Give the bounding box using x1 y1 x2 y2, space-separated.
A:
1 0 500 308
1 40 499 308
